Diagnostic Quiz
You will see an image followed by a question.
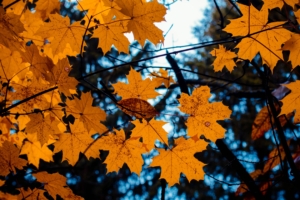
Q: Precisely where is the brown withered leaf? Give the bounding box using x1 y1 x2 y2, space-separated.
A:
251 104 293 140
118 98 158 119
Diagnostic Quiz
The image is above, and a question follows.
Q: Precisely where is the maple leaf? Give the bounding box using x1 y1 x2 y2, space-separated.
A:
45 58 78 96
10 74 51 112
0 191 17 200
116 0 166 46
18 188 47 200
210 44 237 72
263 141 291 173
280 81 300 122
282 33 300 69
25 113 64 145
150 137 206 186
131 118 168 151
150 68 175 88
0 45 28 82
20 133 53 168
20 44 54 80
178 86 231 142
35 0 61 20
0 141 27 176
235 169 262 196
53 121 98 166
252 104 293 140
34 172 82 199
0 8 25 51
92 21 130 54
223 3 291 70
65 91 107 133
118 98 158 119
20 10 44 46
112 68 160 100
264 0 299 9
36 13 86 62
96 129 146 175
2 0 27 15
78 0 126 26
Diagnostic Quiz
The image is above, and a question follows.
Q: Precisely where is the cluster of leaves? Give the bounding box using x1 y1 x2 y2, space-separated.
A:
208 1 300 197
0 0 234 199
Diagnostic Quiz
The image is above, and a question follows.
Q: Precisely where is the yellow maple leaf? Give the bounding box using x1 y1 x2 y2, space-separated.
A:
118 98 158 119
36 13 86 62
33 172 82 200
97 129 146 175
150 137 206 186
280 80 300 122
112 67 160 100
131 118 168 151
150 68 175 88
20 133 53 168
178 86 231 142
116 0 166 46
223 3 291 70
92 21 130 54
53 121 98 166
210 44 237 72
65 91 107 133
0 141 27 176
25 113 64 145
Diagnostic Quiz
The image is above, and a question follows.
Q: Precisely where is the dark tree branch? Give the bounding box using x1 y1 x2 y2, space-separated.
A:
166 51 189 94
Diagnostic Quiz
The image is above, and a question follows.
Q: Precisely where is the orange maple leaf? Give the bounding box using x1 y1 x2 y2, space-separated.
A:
282 33 300 69
150 68 175 88
46 58 78 96
20 44 54 80
179 86 231 142
0 8 24 51
210 44 237 72
34 171 82 199
92 21 130 54
53 121 98 166
0 141 27 176
20 133 54 168
264 0 299 9
131 118 168 151
116 0 166 46
112 68 160 100
65 91 107 133
0 45 28 82
96 129 146 175
25 113 65 145
223 3 291 70
35 0 61 20
150 137 206 186
36 13 86 62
